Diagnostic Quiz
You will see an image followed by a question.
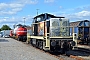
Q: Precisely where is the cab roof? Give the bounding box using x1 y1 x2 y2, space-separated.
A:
33 13 65 19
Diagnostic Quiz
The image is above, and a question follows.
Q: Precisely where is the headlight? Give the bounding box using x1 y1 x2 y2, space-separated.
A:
51 41 56 46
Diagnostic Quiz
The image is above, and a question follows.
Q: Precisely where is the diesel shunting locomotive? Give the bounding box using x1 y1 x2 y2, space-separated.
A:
10 24 27 42
27 13 77 53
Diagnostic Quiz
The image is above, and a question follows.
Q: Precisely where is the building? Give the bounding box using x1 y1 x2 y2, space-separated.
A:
70 20 90 45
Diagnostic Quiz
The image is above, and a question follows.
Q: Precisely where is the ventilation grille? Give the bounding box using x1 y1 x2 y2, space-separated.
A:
50 18 69 37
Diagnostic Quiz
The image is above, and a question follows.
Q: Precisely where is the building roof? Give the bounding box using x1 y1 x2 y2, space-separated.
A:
70 21 81 27
70 20 90 27
26 26 32 30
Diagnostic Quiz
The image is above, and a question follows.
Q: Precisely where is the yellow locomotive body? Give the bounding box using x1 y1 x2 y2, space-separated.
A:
27 13 77 53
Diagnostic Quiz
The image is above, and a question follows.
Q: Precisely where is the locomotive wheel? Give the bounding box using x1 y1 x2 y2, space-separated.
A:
18 36 21 41
30 39 32 45
36 40 43 49
22 36 27 42
22 39 26 42
39 41 43 50
31 39 36 47
62 41 68 54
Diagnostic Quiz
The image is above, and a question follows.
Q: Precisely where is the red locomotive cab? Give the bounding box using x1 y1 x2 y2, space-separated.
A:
16 26 27 36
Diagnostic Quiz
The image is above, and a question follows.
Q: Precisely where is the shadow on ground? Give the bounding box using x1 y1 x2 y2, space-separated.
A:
49 49 90 57
66 50 90 56
0 39 9 42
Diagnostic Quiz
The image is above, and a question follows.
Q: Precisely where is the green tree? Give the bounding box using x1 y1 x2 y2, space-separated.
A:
1 25 11 31
0 29 1 31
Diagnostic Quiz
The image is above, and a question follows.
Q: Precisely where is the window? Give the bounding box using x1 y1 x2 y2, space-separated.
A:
37 18 41 22
52 21 59 26
84 22 89 26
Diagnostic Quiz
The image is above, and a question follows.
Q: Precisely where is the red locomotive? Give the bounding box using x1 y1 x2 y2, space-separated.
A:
10 24 27 42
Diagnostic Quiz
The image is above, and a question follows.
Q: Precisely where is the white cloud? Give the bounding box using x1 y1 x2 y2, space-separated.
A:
52 5 90 22
9 3 24 8
0 0 38 15
75 11 90 17
0 3 23 15
0 15 33 28
0 0 38 28
44 0 55 3
16 0 38 4
75 5 90 11
53 10 90 22
63 10 90 22
59 6 62 9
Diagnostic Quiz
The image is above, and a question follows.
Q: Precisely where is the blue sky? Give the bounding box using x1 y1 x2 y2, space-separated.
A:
0 0 90 29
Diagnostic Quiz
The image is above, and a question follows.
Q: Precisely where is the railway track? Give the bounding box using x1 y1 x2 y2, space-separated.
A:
1 38 89 60
77 44 90 52
22 41 89 60
77 47 90 53
12 39 90 60
11 38 89 60
65 45 90 60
